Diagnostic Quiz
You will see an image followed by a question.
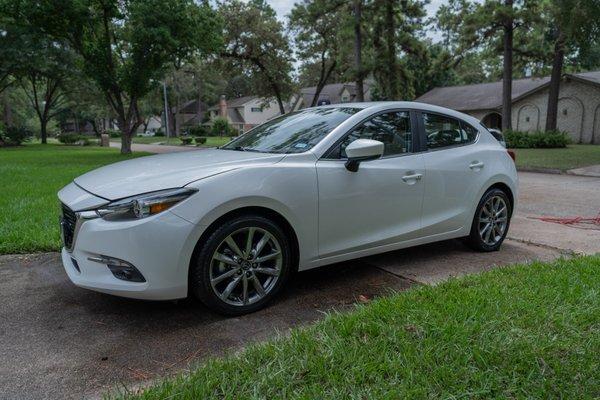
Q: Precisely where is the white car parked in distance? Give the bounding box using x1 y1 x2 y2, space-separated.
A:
58 102 518 315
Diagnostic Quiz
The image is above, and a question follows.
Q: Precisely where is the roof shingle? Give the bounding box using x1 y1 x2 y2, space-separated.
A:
416 70 600 111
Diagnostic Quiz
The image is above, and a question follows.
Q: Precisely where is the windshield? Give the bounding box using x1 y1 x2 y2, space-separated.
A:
222 107 360 154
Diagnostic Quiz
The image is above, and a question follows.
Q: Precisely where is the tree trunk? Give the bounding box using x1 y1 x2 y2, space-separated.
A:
90 119 100 136
2 94 12 127
117 117 136 154
40 118 48 144
545 29 565 132
501 0 513 131
175 96 181 137
310 60 337 107
385 0 398 100
354 0 364 102
197 81 203 124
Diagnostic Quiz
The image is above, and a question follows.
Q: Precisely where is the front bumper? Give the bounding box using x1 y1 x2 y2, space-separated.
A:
58 183 204 301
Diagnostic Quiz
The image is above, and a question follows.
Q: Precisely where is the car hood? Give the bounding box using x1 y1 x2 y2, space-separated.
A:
74 149 285 200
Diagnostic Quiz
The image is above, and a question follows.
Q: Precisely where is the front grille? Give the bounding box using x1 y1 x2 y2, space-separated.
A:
61 203 77 249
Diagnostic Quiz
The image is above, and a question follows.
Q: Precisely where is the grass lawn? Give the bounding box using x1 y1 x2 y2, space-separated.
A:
113 136 233 147
514 144 600 171
0 144 149 254
118 256 600 399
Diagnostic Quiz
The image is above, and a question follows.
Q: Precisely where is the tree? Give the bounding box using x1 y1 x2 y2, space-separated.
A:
289 0 347 106
542 0 600 131
59 78 116 136
370 0 428 100
220 0 294 114
17 40 73 143
4 0 222 153
0 15 76 143
436 0 541 130
354 0 365 102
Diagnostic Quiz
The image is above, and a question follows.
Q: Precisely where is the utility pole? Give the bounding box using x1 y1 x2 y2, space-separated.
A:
162 81 170 139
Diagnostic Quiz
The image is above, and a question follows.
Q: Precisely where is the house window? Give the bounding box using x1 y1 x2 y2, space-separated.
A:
251 107 262 112
341 96 350 102
526 116 530 122
562 109 568 116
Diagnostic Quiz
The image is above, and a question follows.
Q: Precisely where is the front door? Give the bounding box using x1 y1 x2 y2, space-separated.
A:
316 110 425 259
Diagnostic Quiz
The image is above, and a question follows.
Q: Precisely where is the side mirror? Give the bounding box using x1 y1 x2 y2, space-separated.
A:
344 139 384 172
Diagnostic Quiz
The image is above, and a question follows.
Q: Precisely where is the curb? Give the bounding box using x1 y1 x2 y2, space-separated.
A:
516 167 564 175
517 167 600 178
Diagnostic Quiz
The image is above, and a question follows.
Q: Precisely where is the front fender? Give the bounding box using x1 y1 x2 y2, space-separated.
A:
170 161 319 270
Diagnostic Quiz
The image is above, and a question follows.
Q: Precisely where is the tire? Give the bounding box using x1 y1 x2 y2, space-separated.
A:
465 188 512 252
190 215 293 315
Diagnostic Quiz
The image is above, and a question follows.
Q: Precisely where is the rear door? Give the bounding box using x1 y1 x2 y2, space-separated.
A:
417 111 486 236
316 110 426 259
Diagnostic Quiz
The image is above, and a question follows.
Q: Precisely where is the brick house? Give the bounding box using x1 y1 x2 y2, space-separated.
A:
416 70 600 144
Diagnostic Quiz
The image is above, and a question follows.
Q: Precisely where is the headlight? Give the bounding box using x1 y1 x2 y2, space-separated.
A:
97 188 198 220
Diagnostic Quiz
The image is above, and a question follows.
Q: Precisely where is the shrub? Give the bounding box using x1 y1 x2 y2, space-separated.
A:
106 129 121 138
80 136 96 146
2 126 33 146
180 136 194 145
154 129 165 137
211 117 235 137
187 125 209 137
195 137 207 145
504 130 571 149
57 133 81 145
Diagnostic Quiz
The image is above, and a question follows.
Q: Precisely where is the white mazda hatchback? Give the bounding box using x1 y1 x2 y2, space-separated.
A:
58 102 518 315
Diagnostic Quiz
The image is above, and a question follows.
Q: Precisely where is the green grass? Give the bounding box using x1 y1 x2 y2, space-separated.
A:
0 144 149 254
118 256 600 400
113 136 233 147
514 144 600 171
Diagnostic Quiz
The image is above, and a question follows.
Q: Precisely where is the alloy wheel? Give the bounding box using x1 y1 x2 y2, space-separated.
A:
478 195 508 246
209 227 283 306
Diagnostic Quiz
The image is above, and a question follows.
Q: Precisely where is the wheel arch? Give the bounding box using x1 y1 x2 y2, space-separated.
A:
188 206 300 288
486 182 515 215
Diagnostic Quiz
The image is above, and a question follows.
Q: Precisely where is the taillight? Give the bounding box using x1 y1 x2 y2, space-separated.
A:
507 149 516 161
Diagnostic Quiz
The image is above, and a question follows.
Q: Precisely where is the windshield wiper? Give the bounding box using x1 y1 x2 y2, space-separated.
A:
232 146 263 153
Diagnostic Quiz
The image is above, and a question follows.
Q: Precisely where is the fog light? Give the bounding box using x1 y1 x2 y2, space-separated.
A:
88 255 146 282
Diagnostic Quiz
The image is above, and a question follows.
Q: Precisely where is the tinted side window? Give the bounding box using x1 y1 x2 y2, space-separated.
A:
423 113 463 149
336 111 412 158
461 122 479 143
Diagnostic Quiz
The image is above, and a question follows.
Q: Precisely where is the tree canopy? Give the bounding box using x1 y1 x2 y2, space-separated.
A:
2 0 222 153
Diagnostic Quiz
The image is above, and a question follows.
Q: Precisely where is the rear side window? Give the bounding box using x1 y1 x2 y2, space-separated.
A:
460 122 479 143
423 113 477 149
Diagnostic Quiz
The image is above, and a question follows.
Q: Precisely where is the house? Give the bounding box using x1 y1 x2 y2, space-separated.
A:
416 70 600 144
60 117 115 136
206 95 281 133
291 81 373 111
171 99 209 131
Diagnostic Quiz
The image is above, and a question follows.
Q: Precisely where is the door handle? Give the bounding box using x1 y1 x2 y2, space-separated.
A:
402 173 422 182
469 161 484 169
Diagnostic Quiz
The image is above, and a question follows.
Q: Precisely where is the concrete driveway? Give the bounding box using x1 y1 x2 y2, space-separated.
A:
1 171 598 399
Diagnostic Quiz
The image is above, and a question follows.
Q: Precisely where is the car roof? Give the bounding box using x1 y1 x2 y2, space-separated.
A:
308 101 483 128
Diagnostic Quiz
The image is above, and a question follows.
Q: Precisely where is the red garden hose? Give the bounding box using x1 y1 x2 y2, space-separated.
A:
536 212 600 229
